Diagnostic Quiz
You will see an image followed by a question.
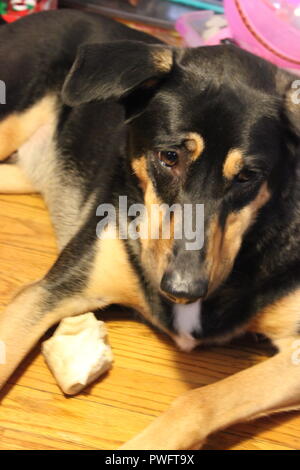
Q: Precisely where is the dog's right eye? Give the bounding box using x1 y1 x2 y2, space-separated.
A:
157 151 179 168
235 169 257 183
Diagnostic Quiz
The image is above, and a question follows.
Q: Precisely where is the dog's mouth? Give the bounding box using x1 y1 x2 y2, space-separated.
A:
159 281 209 306
161 292 199 305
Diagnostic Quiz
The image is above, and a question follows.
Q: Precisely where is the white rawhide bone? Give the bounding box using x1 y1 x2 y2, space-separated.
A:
42 312 113 395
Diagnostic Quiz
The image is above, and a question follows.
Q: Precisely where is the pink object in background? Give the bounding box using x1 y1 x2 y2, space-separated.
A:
224 0 300 70
176 0 300 72
176 10 213 47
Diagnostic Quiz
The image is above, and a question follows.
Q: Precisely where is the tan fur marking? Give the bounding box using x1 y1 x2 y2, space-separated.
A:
86 231 150 313
248 289 300 340
0 95 57 161
151 48 173 73
223 148 244 180
131 156 148 192
185 132 205 162
207 183 270 294
131 155 174 288
86 231 175 336
121 337 300 450
141 175 174 288
0 164 35 193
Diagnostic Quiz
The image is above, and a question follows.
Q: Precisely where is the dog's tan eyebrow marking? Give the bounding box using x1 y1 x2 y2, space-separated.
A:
151 48 173 73
185 132 205 162
223 149 244 180
131 156 149 192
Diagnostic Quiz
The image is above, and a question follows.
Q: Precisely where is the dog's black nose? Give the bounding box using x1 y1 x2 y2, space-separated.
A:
160 271 208 303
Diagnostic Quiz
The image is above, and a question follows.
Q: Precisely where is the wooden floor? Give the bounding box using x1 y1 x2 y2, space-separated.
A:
0 194 300 450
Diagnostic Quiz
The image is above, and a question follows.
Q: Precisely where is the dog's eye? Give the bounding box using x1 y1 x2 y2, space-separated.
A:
236 169 256 183
158 151 178 168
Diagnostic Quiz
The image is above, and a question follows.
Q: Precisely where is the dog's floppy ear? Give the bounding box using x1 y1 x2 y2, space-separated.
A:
62 40 173 107
276 69 300 137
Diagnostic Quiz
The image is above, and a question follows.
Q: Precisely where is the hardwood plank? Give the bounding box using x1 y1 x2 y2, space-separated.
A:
0 194 299 450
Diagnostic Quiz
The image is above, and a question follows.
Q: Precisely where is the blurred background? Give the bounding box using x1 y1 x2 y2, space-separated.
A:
0 1 299 73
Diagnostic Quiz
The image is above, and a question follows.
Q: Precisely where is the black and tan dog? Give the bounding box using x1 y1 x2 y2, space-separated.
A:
0 9 300 450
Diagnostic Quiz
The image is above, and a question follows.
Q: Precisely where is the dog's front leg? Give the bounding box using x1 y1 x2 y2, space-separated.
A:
120 337 300 450
0 274 108 391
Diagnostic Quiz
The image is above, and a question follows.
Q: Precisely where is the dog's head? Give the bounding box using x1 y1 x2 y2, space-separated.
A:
63 41 300 306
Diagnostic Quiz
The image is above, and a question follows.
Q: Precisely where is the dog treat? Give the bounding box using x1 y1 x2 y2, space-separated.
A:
42 312 113 395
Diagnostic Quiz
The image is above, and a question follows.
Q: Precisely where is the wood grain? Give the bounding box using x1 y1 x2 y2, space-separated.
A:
0 194 299 450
